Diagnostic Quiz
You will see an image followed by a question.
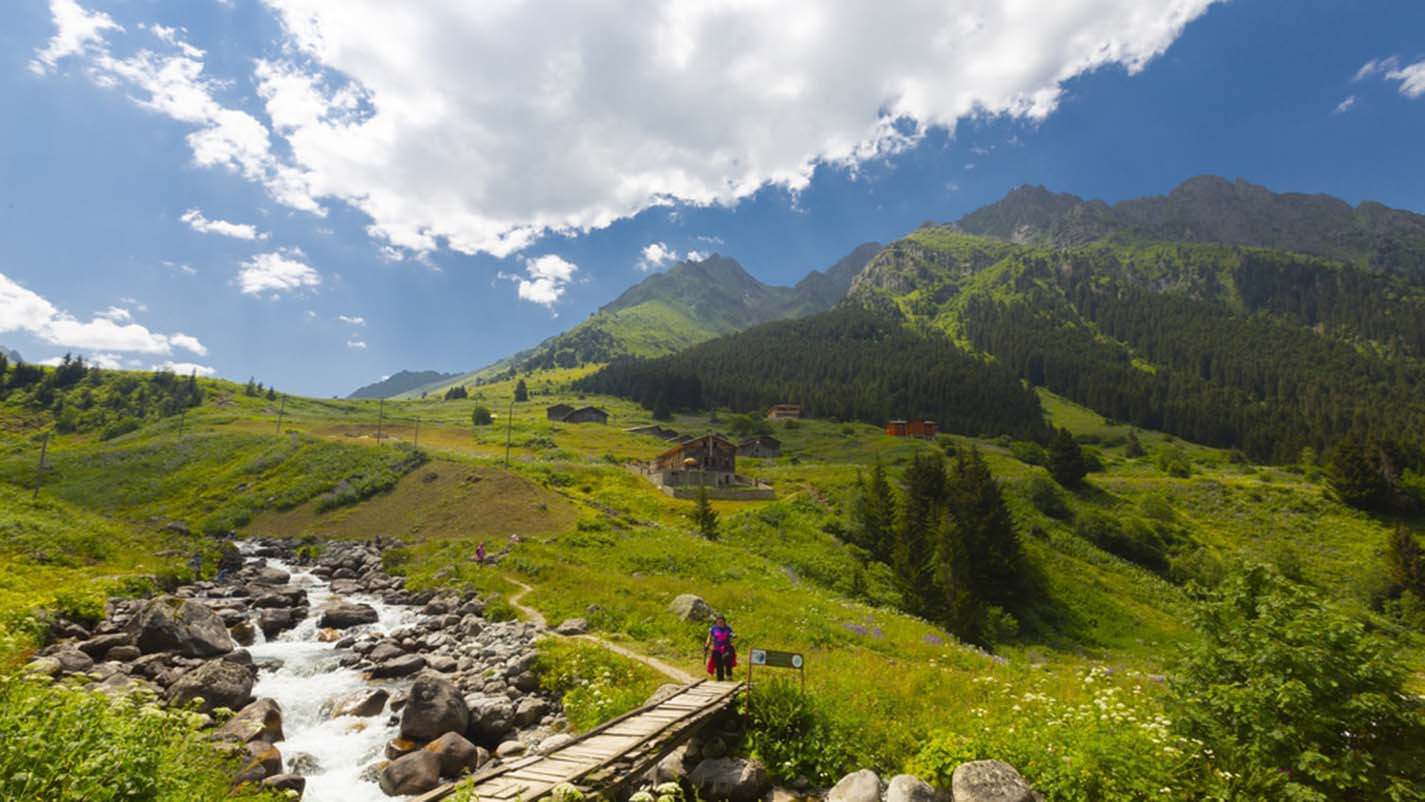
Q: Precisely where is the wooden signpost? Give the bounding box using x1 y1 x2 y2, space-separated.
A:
747 647 805 692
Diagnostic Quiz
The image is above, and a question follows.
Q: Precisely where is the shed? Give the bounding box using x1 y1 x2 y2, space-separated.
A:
562 406 608 424
737 435 782 459
546 404 575 421
767 404 802 420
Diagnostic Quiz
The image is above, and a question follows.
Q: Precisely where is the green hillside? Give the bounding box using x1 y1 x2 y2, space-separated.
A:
401 245 880 397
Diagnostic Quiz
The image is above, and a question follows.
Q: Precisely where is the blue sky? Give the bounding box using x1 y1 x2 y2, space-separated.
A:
1 0 1423 397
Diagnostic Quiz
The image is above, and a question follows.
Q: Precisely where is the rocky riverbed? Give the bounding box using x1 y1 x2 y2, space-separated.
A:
24 537 565 800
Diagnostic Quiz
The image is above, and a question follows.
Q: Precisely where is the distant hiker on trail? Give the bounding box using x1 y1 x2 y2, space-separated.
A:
474 541 487 565
704 614 737 681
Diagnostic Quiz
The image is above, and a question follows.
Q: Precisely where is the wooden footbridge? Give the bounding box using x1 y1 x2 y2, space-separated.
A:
411 680 743 802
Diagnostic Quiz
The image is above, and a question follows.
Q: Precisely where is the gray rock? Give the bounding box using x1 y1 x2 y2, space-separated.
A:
319 601 379 629
379 750 442 796
495 740 526 759
127 596 235 657
371 653 426 678
427 654 458 672
400 677 470 742
257 608 299 639
829 770 882 802
423 731 482 778
535 733 574 755
669 594 715 623
369 641 405 662
554 618 588 635
25 656 62 678
251 567 291 585
166 659 254 715
886 774 942 802
261 774 306 794
51 649 94 675
515 697 550 727
951 760 1036 802
689 757 770 802
241 740 284 781
77 633 131 659
106 644 141 662
288 751 321 776
214 698 284 744
330 687 390 718
654 745 690 782
465 695 516 746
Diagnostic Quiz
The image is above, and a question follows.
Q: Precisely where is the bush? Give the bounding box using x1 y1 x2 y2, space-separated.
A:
0 674 271 802
1010 440 1046 466
1156 445 1192 478
100 417 142 441
1076 511 1168 573
1026 476 1072 520
534 639 662 731
471 405 493 426
1169 566 1425 801
744 679 887 785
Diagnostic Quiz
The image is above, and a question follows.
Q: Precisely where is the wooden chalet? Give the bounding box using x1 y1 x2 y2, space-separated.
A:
885 419 938 438
737 435 782 458
766 403 802 420
561 406 608 424
546 403 575 421
625 424 680 441
652 433 737 475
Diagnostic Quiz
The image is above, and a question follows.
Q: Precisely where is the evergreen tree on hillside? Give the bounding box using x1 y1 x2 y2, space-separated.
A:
1048 427 1087 488
691 485 719 540
514 379 529 403
444 385 468 401
652 393 672 421
893 451 946 615
1386 526 1425 599
946 447 1025 609
1327 431 1390 510
471 405 493 426
244 378 258 397
265 387 277 401
851 461 897 564
929 512 981 643
1124 429 1146 458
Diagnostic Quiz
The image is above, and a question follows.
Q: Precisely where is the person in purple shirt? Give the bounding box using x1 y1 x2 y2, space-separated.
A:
703 614 737 681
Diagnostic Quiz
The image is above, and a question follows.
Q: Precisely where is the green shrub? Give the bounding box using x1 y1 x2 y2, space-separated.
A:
0 675 274 802
99 417 142 441
1026 476 1072 520
51 590 105 628
1169 566 1425 801
1010 440 1047 466
534 639 662 731
1156 445 1192 478
1076 511 1168 573
744 679 886 785
483 595 517 622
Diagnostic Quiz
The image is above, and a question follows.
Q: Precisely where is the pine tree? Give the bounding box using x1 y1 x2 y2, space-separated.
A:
245 377 257 397
946 447 1024 609
893 451 945 615
1124 429 1146 458
929 511 981 643
514 379 529 403
691 484 719 540
1048 427 1087 488
266 387 276 401
472 405 493 426
1386 526 1425 598
1327 431 1389 510
851 460 897 564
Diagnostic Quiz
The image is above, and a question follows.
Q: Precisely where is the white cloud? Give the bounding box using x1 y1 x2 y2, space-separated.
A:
37 0 1217 260
337 314 366 326
501 254 578 309
152 360 216 377
163 260 198 275
180 208 267 240
695 234 724 245
346 339 368 350
1354 57 1398 82
685 250 710 262
637 241 681 272
1333 95 1357 114
237 251 322 295
29 0 121 75
1386 60 1425 99
0 272 207 356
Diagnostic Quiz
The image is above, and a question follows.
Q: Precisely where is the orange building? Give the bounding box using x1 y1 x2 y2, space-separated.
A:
885 419 938 438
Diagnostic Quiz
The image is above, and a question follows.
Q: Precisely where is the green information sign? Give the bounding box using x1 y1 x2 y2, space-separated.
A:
747 647 806 692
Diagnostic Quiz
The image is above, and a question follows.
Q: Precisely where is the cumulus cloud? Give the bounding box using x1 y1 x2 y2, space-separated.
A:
180 208 267 240
29 0 121 75
152 360 216 376
637 242 681 272
0 272 207 356
36 0 1217 260
501 255 578 310
236 251 322 295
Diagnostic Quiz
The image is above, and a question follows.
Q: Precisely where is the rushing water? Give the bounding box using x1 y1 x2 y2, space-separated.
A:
245 558 421 802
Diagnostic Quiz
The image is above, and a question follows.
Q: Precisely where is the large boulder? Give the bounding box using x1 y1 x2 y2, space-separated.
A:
319 601 380 629
554 618 588 635
951 760 1036 802
251 567 291 585
51 649 94 675
257 608 300 639
886 774 942 802
379 751 442 796
400 677 470 742
371 654 426 679
464 695 515 746
689 758 770 802
214 698 284 744
423 731 483 778
828 770 882 802
127 596 235 657
166 659 254 714
669 594 715 623
329 687 389 718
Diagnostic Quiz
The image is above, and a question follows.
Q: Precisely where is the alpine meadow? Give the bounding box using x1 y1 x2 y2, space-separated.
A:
3 2 1425 802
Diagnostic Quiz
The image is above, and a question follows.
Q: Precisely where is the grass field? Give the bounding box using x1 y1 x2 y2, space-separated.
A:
2 368 1420 788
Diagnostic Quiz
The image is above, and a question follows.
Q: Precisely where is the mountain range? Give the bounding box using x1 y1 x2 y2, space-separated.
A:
347 370 462 399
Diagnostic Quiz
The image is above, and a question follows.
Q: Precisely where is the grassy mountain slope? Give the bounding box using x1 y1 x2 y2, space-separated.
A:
400 245 880 397
956 175 1425 275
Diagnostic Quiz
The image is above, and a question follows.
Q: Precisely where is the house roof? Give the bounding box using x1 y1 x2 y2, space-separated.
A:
568 405 606 416
655 433 737 462
547 403 574 413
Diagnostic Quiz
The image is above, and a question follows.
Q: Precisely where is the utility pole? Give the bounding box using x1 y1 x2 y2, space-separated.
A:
377 399 385 443
504 395 515 468
275 395 286 435
413 416 420 450
32 433 49 500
